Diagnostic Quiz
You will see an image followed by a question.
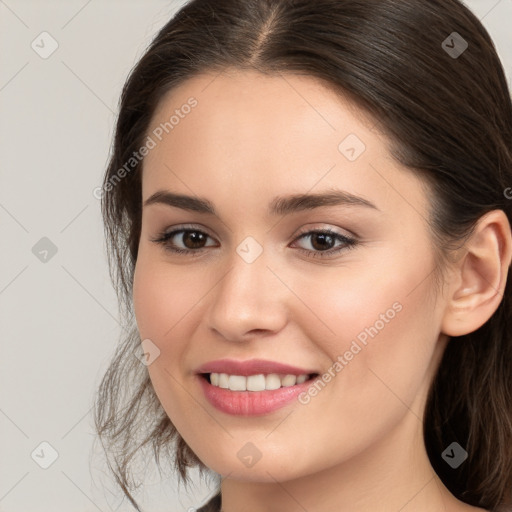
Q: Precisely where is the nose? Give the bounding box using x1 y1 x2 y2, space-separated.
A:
205 248 289 342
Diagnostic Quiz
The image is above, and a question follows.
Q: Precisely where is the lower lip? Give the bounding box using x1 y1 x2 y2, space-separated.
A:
197 374 317 416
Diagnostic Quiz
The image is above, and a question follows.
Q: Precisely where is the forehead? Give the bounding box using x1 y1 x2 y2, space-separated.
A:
147 68 377 147
141 69 429 220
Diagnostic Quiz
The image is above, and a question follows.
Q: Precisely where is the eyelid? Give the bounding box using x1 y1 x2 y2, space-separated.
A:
156 223 216 239
149 223 218 247
155 222 356 241
151 222 359 258
292 223 358 240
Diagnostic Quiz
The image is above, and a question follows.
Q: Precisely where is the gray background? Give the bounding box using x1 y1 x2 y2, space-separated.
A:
1 1 511 510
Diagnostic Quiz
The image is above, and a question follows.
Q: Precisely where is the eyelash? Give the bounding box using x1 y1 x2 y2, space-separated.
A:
150 225 358 259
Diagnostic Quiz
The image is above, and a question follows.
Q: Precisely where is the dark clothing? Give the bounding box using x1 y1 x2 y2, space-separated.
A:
196 491 221 512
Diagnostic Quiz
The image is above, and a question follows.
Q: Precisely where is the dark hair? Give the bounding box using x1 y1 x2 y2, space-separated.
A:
94 0 512 510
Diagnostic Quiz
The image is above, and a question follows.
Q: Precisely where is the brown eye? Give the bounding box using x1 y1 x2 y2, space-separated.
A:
309 233 336 251
151 228 217 254
152 226 357 259
181 230 209 249
291 229 358 259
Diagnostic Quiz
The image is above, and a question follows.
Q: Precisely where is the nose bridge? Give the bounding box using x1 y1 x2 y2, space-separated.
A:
206 241 287 340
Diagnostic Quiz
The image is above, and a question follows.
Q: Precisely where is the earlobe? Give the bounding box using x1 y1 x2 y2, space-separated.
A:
441 210 512 337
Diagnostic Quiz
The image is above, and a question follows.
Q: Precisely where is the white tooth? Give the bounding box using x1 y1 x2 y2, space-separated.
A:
246 374 266 391
265 373 281 390
281 374 297 387
218 373 229 388
228 375 247 391
210 372 311 390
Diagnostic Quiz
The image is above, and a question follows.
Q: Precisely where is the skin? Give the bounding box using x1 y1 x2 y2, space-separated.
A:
132 68 511 512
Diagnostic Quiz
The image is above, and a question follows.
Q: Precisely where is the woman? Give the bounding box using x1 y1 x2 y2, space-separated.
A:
94 0 512 511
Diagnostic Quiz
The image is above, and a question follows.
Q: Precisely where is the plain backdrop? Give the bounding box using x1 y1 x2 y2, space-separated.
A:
1 1 511 511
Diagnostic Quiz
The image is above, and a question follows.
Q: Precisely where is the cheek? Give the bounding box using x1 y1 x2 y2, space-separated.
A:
132 255 196 381
133 253 202 340
132 256 204 426
290 249 439 414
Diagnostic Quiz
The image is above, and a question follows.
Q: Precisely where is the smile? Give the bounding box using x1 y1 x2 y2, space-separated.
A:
207 372 312 391
198 372 320 416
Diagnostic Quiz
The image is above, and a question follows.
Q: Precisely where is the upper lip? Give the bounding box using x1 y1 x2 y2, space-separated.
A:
195 358 318 376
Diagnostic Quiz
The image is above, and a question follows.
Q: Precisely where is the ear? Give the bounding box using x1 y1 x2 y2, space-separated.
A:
441 209 512 337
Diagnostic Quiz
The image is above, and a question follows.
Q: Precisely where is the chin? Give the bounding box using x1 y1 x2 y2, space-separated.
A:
203 450 308 483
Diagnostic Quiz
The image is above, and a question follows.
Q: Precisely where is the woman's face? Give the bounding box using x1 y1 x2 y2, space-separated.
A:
133 69 450 482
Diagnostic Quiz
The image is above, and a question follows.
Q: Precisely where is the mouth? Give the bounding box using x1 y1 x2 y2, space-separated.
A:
197 372 321 416
199 372 320 391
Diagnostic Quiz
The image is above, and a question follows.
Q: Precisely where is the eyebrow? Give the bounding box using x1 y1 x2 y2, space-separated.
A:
143 189 379 215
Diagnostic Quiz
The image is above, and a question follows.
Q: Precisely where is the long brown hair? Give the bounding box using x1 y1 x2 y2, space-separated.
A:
94 1 512 510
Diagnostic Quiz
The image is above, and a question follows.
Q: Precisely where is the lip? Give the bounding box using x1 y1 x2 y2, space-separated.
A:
195 358 318 377
195 358 320 416
197 373 318 416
